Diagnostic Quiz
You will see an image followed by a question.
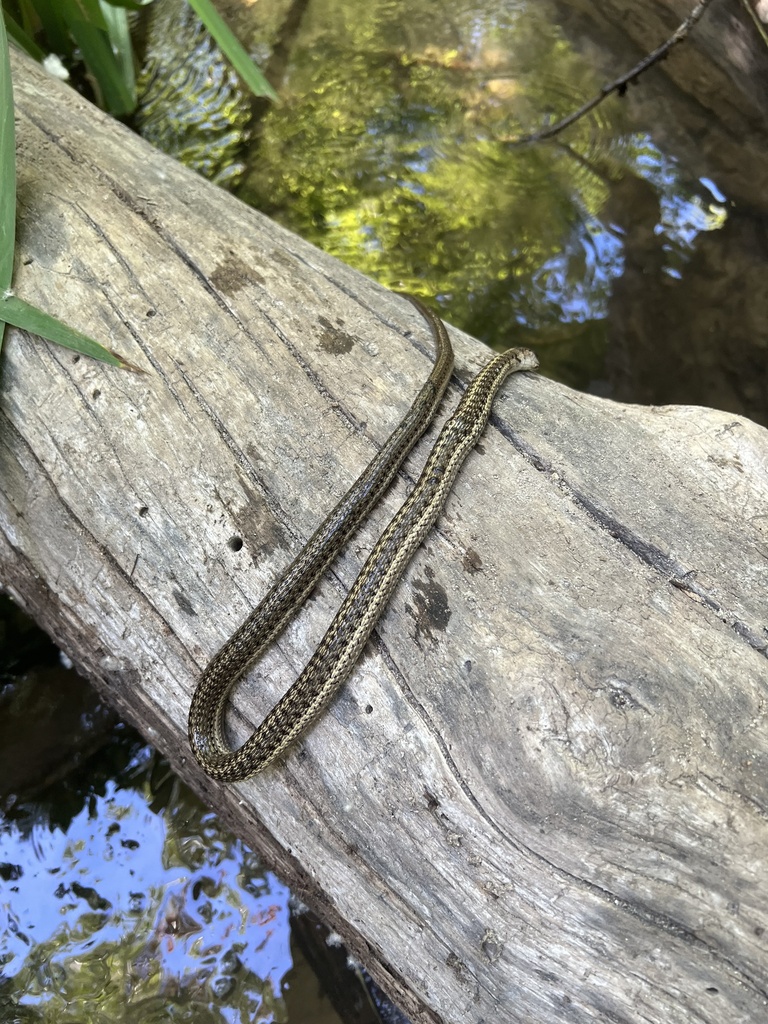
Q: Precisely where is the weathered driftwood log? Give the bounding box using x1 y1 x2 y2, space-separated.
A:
2 50 767 1024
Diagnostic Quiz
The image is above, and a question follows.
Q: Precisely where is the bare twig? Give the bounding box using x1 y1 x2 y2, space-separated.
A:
505 0 720 147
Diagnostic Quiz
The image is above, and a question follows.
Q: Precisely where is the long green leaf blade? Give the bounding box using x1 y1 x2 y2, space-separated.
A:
30 0 71 56
63 9 135 115
99 0 154 10
0 11 16 295
65 0 110 34
1 294 140 369
186 0 278 101
98 1 136 106
2 10 46 62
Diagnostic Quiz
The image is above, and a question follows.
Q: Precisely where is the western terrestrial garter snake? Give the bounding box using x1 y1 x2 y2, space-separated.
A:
188 294 537 781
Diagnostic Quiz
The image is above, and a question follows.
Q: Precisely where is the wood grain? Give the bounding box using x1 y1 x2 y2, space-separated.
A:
2 50 767 1024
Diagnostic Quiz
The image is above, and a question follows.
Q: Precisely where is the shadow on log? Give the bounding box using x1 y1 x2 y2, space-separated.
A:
1 49 767 1024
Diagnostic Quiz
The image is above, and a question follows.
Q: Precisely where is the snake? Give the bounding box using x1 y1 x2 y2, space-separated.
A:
188 294 538 781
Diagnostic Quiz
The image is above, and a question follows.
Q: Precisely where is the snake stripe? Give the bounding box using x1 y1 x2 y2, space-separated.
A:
188 296 538 781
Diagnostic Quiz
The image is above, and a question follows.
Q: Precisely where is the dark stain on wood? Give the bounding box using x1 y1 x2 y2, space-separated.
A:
172 589 196 616
316 315 356 354
463 548 483 573
209 251 265 295
408 566 451 642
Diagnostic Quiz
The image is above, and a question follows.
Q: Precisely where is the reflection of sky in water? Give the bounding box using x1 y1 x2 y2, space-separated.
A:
532 219 624 324
630 134 728 278
0 745 292 1022
533 135 728 321
355 128 730 328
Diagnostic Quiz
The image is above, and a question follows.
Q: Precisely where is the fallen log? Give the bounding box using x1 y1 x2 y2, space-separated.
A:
2 49 767 1024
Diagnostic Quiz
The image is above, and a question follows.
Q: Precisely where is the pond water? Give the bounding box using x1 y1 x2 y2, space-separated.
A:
137 0 768 423
1 734 293 1022
3 1 768 1022
0 602 356 1023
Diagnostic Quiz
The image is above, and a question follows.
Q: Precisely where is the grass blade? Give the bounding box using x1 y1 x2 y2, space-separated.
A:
0 11 16 293
65 16 135 114
0 10 139 371
1 293 142 370
99 0 154 10
2 10 47 62
0 11 15 354
29 0 72 57
98 1 136 106
186 0 278 101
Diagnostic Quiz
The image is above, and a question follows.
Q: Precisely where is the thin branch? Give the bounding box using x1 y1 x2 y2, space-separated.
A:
505 0 720 147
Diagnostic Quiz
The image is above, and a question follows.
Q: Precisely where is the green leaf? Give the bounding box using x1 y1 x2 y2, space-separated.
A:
62 0 110 34
98 0 136 105
1 293 141 370
53 0 134 114
28 0 71 57
0 11 16 300
186 0 278 101
2 10 47 62
99 0 154 10
65 15 135 114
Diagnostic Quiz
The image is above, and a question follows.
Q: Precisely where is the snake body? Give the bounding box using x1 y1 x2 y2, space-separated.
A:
188 296 538 781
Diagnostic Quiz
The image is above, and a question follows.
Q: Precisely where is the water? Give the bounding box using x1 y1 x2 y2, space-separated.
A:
133 0 768 422
229 0 768 422
0 727 295 1022
0 605 350 1023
